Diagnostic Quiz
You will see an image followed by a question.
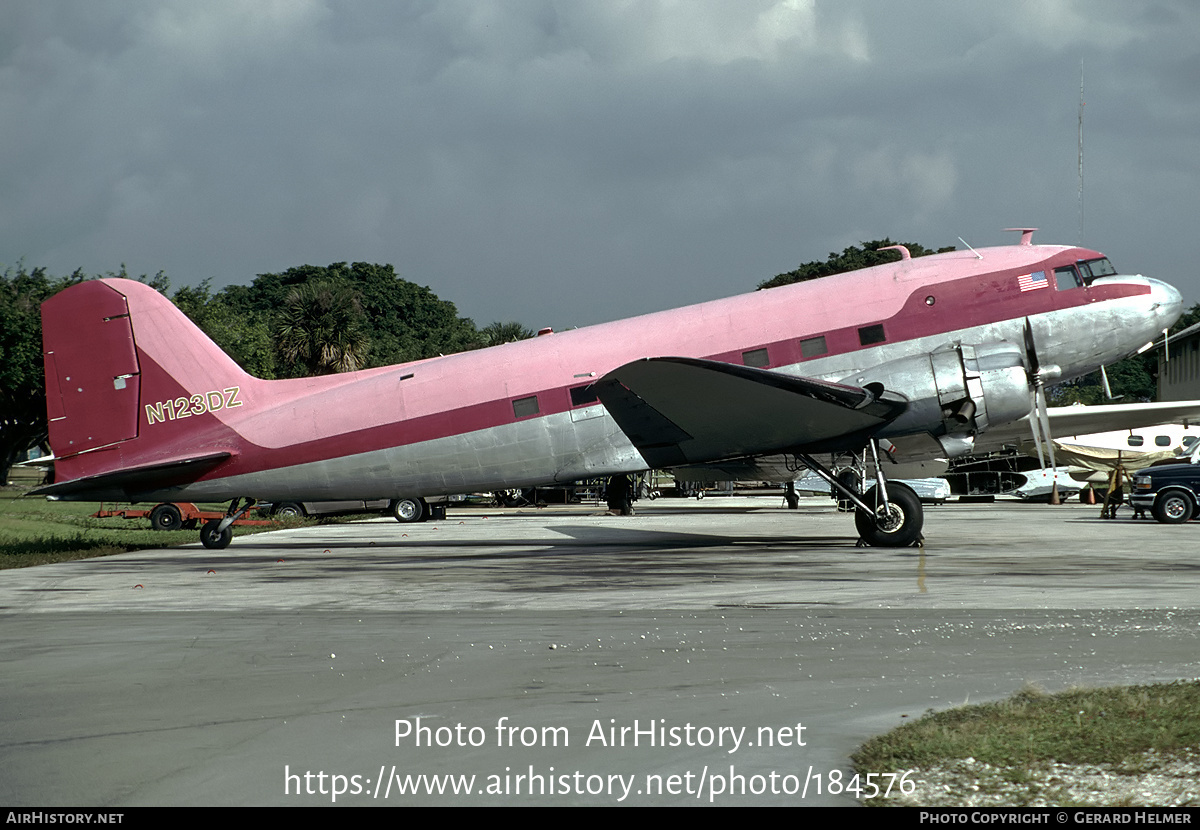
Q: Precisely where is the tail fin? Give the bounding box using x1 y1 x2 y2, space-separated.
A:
39 278 252 497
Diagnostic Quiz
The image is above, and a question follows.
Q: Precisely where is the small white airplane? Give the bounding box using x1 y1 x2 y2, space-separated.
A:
34 229 1183 548
1054 421 1200 483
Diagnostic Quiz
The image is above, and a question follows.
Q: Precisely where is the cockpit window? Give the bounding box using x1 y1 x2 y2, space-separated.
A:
1078 258 1116 284
1054 266 1083 291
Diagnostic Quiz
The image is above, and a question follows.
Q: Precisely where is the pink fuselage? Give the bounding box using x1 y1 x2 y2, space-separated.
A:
43 243 1182 503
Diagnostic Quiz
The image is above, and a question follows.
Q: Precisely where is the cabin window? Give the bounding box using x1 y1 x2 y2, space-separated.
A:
858 324 886 346
570 385 598 407
512 395 540 418
742 348 769 368
1126 435 1144 447
1183 436 1199 449
1156 435 1172 447
800 336 828 358
1054 266 1083 290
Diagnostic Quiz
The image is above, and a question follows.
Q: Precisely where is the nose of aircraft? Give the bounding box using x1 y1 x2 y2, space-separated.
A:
1148 277 1185 329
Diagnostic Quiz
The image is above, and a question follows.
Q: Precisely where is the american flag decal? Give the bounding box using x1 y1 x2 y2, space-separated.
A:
1017 270 1047 292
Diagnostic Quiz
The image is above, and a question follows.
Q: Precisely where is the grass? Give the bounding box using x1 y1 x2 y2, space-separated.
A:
853 680 1200 804
0 486 289 568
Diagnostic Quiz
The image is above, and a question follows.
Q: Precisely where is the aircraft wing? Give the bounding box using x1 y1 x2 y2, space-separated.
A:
975 400 1200 453
594 357 908 468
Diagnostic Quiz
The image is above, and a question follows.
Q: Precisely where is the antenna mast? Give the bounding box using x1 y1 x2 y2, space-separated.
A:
1078 60 1084 244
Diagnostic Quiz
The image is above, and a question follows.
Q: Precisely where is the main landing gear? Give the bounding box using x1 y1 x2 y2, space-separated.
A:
797 441 924 548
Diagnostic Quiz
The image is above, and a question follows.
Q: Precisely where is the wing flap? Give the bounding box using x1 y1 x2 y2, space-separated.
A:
594 357 907 468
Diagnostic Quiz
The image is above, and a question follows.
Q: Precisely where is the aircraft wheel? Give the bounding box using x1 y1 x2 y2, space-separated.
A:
1152 492 1194 524
391 497 426 523
273 502 306 519
854 483 923 548
200 520 233 549
149 503 183 532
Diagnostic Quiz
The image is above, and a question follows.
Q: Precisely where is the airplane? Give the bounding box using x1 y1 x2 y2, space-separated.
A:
1044 420 1200 507
33 229 1183 549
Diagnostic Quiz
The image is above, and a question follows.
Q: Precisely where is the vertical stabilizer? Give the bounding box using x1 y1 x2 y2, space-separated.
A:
40 278 253 493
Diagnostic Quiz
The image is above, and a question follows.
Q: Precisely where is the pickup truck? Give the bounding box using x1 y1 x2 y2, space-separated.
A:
1131 461 1200 523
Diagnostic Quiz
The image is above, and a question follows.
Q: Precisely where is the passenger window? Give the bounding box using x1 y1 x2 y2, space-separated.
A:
1156 435 1172 447
742 348 769 368
800 336 828 358
512 396 539 418
1127 435 1144 447
858 324 886 346
570 386 598 407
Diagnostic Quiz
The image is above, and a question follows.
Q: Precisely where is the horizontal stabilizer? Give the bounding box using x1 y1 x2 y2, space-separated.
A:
31 452 233 500
594 357 907 468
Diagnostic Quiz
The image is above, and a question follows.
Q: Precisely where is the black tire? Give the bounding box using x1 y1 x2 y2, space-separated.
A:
854 483 924 548
391 497 425 523
149 503 183 532
200 519 233 549
1152 492 1194 524
273 502 306 519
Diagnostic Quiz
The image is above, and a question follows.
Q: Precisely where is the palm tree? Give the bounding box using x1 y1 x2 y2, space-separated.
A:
275 281 370 375
480 321 535 348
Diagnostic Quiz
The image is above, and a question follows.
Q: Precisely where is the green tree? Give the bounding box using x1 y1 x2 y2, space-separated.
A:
480 321 535 347
220 262 482 370
276 280 371 376
0 265 84 483
172 280 277 378
757 239 956 290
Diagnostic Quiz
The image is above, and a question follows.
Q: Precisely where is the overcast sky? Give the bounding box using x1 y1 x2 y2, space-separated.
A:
3 1 1198 330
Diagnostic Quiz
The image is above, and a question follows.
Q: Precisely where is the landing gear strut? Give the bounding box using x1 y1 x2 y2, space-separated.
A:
200 497 258 550
798 441 924 547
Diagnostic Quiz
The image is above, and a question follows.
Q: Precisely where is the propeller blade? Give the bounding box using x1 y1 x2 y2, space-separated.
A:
1028 388 1047 469
1023 317 1040 375
1035 385 1056 471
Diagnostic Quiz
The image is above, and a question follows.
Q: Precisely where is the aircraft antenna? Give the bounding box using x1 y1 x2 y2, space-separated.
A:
957 237 982 259
1078 59 1085 244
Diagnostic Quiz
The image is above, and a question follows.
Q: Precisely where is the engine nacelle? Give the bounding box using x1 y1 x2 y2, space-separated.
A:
839 342 1030 453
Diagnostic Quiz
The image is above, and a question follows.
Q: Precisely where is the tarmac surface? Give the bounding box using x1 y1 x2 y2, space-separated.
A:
2 494 1199 806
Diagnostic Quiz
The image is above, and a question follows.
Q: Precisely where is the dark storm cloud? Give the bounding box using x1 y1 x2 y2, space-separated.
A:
3 1 1199 328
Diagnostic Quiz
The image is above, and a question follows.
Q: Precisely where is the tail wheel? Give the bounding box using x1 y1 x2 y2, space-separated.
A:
854 483 923 547
200 520 233 549
1153 492 1194 524
391 497 426 523
149 503 183 532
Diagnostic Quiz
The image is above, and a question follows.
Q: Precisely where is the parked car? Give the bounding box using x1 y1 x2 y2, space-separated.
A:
262 495 460 523
1131 462 1200 523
